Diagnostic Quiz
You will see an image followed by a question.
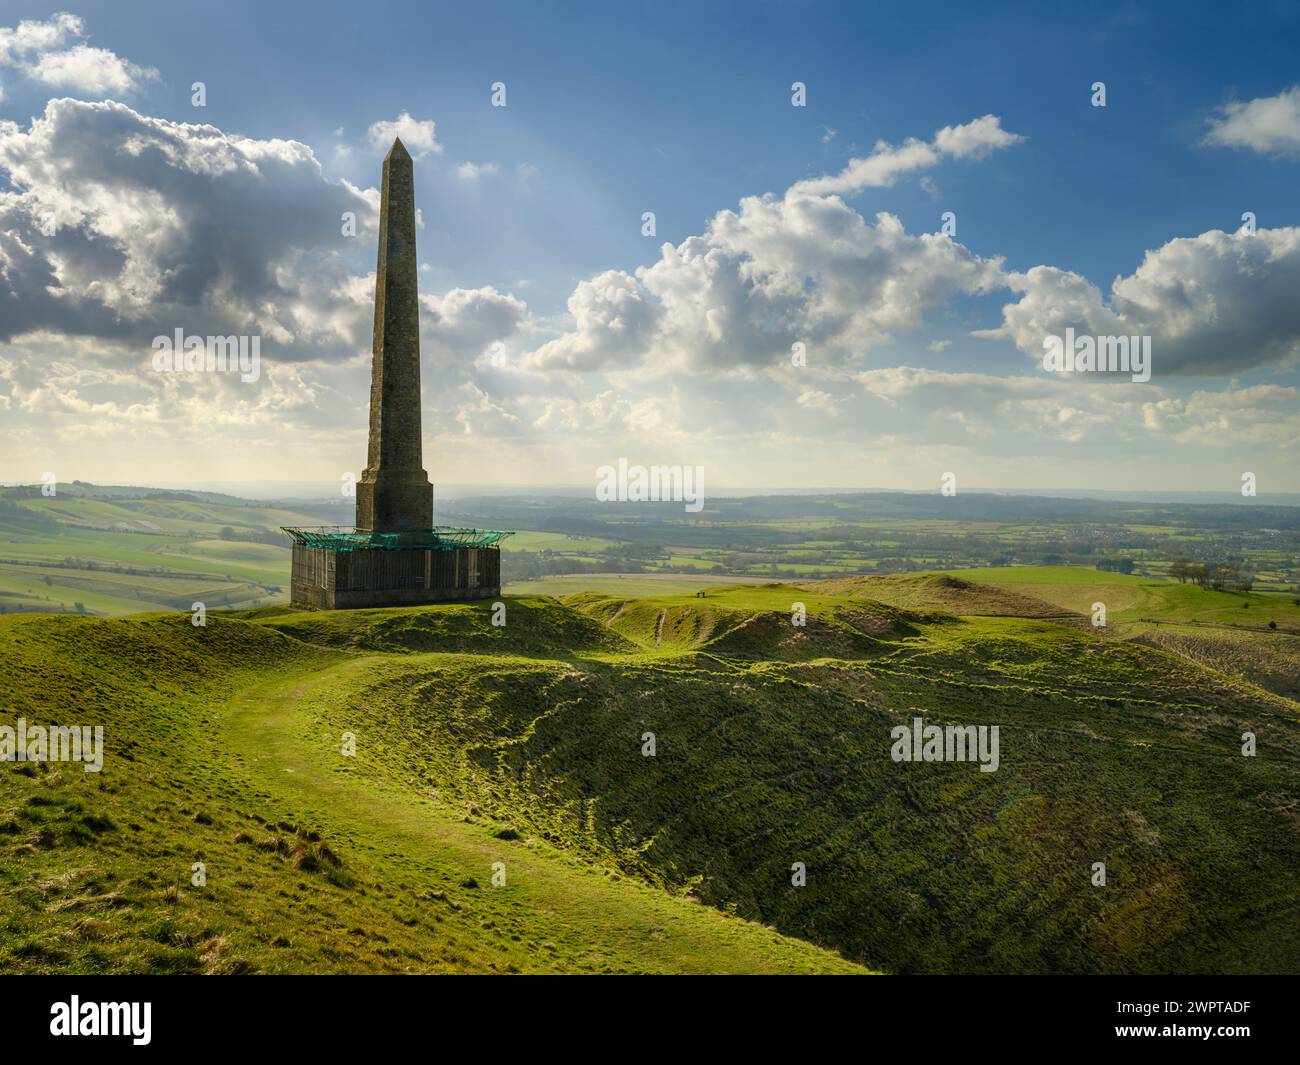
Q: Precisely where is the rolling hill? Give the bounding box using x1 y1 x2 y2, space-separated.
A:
0 488 307 617
3 573 1298 974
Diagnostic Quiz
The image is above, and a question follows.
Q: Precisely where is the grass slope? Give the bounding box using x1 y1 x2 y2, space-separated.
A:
4 573 1299 974
804 572 1073 618
314 598 1300 973
952 565 1300 626
1127 622 1300 703
0 611 863 974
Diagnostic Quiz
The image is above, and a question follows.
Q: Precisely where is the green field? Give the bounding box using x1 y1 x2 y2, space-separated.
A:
474 491 1300 587
6 487 1299 619
951 565 1300 626
503 573 777 598
4 572 1298 974
503 531 622 552
0 489 309 615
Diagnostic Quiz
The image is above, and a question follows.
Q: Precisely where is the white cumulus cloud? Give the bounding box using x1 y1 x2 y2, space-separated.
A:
456 161 499 180
525 179 1004 373
986 227 1300 376
30 44 157 95
1204 86 1300 157
788 114 1022 198
367 112 441 156
0 12 156 96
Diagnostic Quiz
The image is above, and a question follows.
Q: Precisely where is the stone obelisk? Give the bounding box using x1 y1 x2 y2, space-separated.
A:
355 138 433 534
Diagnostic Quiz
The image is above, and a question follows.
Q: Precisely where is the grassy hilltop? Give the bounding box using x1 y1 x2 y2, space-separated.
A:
0 607 861 974
2 571 1298 974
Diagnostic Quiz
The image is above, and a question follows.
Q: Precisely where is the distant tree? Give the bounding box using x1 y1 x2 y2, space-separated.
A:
1168 561 1192 583
1268 620 1278 631
73 601 86 614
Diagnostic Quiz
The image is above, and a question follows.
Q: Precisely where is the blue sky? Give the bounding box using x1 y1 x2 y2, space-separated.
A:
42 0 1297 309
1 1 1299 493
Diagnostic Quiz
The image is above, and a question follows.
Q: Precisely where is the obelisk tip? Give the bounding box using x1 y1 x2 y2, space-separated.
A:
387 137 411 161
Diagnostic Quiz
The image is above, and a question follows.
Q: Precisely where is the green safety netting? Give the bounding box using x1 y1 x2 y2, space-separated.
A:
281 526 514 551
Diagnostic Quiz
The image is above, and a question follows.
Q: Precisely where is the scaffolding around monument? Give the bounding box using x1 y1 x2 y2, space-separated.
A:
282 526 514 551
284 525 510 610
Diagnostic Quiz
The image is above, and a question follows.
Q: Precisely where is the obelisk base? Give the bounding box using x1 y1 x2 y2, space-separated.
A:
355 476 433 533
289 541 501 609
